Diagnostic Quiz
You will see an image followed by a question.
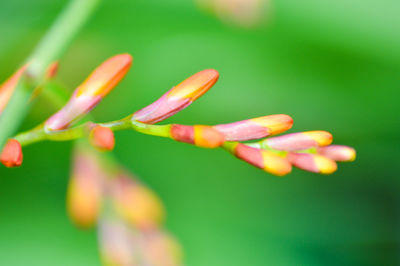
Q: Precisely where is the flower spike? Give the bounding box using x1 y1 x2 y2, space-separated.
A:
214 114 293 141
45 54 132 130
225 142 292 176
261 131 332 151
67 147 103 228
0 65 28 115
170 124 225 148
317 145 356 162
287 153 337 174
0 139 23 168
90 125 115 151
133 69 219 124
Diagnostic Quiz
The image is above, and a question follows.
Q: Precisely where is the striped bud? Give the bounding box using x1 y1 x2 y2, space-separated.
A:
133 69 219 124
0 65 28 115
112 173 165 229
287 153 337 174
90 126 115 151
317 145 356 162
262 131 332 151
0 139 23 168
67 148 103 228
170 124 225 148
214 114 293 141
45 54 132 130
230 143 291 176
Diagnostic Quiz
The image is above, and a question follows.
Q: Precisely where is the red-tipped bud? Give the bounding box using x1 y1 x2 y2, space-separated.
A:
317 145 356 162
0 139 23 168
90 126 115 151
214 114 293 141
0 65 28 115
231 143 292 176
263 131 333 151
45 54 132 130
287 153 337 174
133 69 219 124
112 173 165 229
170 124 225 148
67 148 103 228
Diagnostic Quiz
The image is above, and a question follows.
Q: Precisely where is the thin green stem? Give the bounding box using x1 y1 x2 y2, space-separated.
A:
0 0 101 150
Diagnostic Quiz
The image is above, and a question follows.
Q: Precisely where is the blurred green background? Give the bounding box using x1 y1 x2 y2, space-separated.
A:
1 0 400 265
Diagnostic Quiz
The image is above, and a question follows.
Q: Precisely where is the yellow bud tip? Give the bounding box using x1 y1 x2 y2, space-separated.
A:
194 125 225 148
303 131 333 146
261 151 292 176
76 53 133 98
252 114 293 135
168 69 219 101
90 126 115 151
0 139 23 168
314 155 337 174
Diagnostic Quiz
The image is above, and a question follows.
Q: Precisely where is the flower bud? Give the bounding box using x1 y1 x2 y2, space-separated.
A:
141 230 183 266
287 153 337 174
0 65 28 115
317 145 356 162
112 173 165 229
45 61 59 79
67 148 103 228
214 114 293 141
230 143 292 176
99 217 137 266
133 69 219 124
262 131 332 151
170 124 225 148
90 126 115 151
45 54 132 130
0 139 23 168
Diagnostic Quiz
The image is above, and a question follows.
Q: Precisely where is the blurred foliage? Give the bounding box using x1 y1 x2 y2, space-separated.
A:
0 0 399 265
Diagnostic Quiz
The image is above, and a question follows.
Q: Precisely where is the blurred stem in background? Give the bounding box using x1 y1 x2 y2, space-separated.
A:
0 0 100 150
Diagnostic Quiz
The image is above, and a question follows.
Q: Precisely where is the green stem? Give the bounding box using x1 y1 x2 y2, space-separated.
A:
0 0 101 150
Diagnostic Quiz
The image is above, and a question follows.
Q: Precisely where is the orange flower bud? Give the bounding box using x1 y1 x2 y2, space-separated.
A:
133 69 219 124
317 145 356 162
90 126 115 151
67 148 103 228
214 114 293 141
45 54 132 130
232 143 292 176
287 153 337 174
0 65 28 115
112 173 165 229
0 139 23 168
45 61 59 79
170 124 225 148
263 131 333 151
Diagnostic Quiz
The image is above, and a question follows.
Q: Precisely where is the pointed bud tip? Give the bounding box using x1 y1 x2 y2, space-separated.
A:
0 139 23 168
303 131 333 146
318 145 356 162
90 126 115 151
252 114 293 135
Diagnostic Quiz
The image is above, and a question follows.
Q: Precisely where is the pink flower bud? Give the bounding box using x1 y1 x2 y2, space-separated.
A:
214 114 293 141
0 65 28 115
67 148 104 228
45 54 132 130
232 143 292 176
0 139 23 168
317 145 356 162
263 131 332 151
133 69 219 124
170 124 225 148
287 153 337 174
89 126 115 151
